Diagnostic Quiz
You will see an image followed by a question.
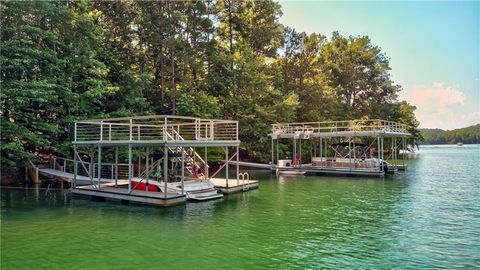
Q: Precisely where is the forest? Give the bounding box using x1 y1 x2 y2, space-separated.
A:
420 124 480 145
1 0 421 173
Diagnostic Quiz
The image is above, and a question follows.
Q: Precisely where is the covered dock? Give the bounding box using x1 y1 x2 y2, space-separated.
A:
270 119 410 177
33 115 258 207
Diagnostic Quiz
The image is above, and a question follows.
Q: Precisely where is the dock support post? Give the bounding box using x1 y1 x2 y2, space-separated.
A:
205 146 209 178
403 136 406 166
128 144 132 192
299 139 302 164
377 136 381 172
271 137 274 170
164 145 168 199
381 137 384 162
236 145 239 185
225 146 229 188
276 139 279 167
320 137 322 166
97 145 102 189
181 147 185 195
115 147 118 188
90 147 94 186
146 147 150 191
73 145 78 189
138 155 141 177
393 137 397 169
293 138 296 163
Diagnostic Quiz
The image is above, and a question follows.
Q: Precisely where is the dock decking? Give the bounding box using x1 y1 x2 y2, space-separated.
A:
209 178 259 194
73 185 186 207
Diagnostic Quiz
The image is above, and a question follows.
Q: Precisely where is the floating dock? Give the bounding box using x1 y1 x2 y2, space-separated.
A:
32 115 258 207
270 119 410 177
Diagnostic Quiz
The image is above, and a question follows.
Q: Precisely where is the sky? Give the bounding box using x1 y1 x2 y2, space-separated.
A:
278 1 479 130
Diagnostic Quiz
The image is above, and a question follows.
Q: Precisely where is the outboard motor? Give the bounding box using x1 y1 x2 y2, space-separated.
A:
381 161 389 175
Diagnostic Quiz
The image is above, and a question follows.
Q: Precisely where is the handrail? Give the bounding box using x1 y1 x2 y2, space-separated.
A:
74 115 238 143
271 119 408 135
169 129 209 168
24 159 40 184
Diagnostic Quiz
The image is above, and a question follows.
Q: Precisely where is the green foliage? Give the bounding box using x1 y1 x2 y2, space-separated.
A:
420 124 480 144
177 92 220 118
1 0 422 169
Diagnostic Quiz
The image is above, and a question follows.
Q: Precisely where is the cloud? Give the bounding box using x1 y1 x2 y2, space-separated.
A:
398 82 478 129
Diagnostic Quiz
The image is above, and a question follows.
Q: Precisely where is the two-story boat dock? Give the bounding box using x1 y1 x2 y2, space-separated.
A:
43 115 258 207
270 119 410 177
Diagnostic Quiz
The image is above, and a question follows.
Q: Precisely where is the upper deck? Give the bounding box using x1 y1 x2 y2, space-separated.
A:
271 119 410 139
74 115 239 147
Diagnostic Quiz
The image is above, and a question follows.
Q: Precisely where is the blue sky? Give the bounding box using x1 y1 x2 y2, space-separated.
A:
279 1 479 129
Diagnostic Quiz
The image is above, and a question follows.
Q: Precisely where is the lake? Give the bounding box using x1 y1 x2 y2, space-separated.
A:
1 145 479 269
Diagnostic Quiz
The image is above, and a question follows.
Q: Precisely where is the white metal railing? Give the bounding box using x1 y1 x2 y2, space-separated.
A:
272 119 408 136
74 115 238 143
51 156 132 180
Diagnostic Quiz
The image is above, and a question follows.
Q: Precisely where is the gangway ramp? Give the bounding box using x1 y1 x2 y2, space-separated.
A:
38 168 121 185
223 161 274 170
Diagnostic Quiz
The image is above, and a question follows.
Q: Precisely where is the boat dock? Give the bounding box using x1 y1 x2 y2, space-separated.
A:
29 115 258 207
270 119 410 177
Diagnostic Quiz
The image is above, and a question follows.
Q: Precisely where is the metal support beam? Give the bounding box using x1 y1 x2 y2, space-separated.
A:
181 147 185 195
128 144 132 192
236 146 240 185
90 147 94 186
276 139 279 167
225 146 229 188
377 137 381 172
97 145 102 189
73 145 78 189
164 145 168 199
146 147 150 191
115 147 118 188
271 137 274 170
205 146 209 178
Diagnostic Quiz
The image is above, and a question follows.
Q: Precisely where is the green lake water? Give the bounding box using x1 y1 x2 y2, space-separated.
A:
1 145 479 269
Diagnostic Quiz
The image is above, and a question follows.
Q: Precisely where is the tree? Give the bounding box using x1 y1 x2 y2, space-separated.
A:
1 1 67 166
320 32 400 119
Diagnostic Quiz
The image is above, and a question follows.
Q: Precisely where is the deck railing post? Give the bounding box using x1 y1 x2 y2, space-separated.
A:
109 124 112 141
163 117 168 141
100 121 103 141
129 119 133 141
236 122 238 141
74 123 77 142
210 120 214 140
